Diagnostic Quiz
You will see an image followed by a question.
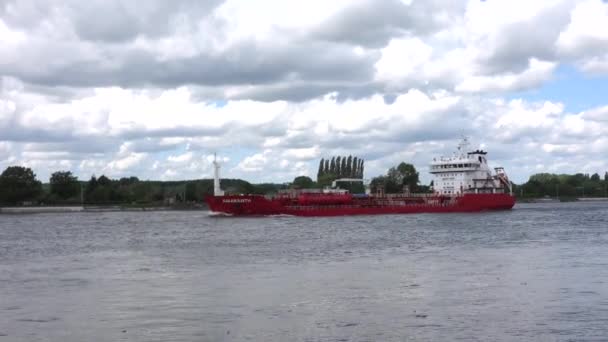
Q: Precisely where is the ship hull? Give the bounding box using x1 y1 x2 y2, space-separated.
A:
206 193 515 217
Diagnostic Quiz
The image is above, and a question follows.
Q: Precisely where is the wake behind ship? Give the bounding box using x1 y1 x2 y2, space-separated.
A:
206 139 515 216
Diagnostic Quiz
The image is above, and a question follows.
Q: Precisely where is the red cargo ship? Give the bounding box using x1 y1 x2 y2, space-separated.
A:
206 138 515 216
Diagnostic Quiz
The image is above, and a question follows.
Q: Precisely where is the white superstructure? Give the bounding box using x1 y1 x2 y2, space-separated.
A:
430 138 512 195
213 153 224 196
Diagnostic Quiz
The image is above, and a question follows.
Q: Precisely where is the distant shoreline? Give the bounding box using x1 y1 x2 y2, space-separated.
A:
0 204 209 214
518 197 608 203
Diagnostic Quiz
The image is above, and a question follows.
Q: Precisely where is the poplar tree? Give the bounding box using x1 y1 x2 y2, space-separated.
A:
330 157 336 175
346 155 352 178
317 158 325 181
360 160 364 178
352 157 359 178
340 157 347 178
335 156 342 178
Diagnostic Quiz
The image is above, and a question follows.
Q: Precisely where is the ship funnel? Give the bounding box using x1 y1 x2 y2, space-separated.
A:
213 153 224 196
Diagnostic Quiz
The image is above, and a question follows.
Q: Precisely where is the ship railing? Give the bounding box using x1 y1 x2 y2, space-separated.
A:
284 200 460 210
371 193 441 198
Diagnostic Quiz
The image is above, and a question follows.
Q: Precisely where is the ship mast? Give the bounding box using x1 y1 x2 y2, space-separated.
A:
457 135 470 155
213 153 224 196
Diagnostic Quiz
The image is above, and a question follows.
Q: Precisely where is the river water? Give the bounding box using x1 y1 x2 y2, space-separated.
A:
1 202 608 341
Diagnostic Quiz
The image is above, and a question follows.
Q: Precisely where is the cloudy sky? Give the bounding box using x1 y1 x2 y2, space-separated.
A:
1 0 608 184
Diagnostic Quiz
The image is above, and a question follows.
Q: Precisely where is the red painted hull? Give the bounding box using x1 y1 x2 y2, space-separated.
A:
206 193 515 217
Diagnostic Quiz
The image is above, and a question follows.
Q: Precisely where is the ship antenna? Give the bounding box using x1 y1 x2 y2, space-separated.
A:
458 135 470 154
213 153 224 196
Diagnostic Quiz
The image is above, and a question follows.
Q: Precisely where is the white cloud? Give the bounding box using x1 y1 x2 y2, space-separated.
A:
455 59 557 93
282 146 321 161
168 152 194 163
1 0 608 186
2 75 608 184
106 153 147 172
235 151 271 173
580 55 608 74
0 142 12 162
216 0 356 42
557 0 608 58
582 105 608 122
0 20 27 45
375 37 434 83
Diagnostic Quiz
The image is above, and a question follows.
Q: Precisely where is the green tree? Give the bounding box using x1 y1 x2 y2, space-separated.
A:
85 176 98 198
335 180 365 193
335 156 342 178
330 157 336 175
0 166 42 205
317 158 325 181
50 171 80 199
346 155 352 178
132 182 153 203
252 182 288 195
518 172 608 198
370 176 387 193
292 176 314 189
352 157 359 178
370 162 420 194
185 182 197 201
359 159 364 178
387 162 419 192
398 162 419 190
317 173 336 188
340 156 347 178
118 176 139 186
85 175 119 203
97 175 111 186
384 177 401 193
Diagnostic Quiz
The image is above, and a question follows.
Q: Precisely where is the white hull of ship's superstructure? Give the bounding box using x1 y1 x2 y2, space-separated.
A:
429 137 512 196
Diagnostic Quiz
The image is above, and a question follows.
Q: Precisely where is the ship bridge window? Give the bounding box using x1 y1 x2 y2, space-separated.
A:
478 156 482 163
458 164 463 167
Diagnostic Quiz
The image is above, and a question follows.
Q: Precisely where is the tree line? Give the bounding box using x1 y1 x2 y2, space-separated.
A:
4 164 608 206
308 159 424 194
369 162 428 194
517 172 608 198
0 166 286 206
316 155 364 186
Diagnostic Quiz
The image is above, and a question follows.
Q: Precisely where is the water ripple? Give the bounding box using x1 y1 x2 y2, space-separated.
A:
1 202 608 341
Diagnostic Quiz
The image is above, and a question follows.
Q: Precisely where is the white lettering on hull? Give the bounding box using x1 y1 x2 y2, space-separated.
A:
222 199 252 203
